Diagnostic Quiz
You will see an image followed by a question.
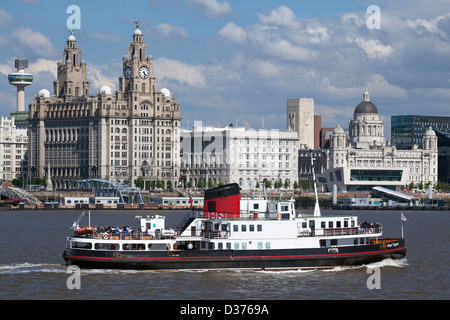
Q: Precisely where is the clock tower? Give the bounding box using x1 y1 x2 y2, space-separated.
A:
119 23 156 103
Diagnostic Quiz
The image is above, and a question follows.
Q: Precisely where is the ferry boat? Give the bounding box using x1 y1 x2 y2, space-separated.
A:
62 184 406 270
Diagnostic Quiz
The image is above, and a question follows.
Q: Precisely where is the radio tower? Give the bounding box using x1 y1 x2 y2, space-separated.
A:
8 59 33 112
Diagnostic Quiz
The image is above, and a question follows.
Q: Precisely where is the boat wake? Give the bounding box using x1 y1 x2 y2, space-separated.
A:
0 263 67 275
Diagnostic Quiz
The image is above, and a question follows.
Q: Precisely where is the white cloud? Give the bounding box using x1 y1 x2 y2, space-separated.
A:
218 22 247 43
352 38 394 59
257 5 303 30
156 23 189 39
264 39 316 62
28 59 58 78
185 0 233 19
154 57 206 87
12 26 56 57
0 8 13 28
405 13 450 38
304 26 331 44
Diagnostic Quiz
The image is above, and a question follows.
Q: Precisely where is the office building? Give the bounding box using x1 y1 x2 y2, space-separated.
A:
180 122 299 191
28 26 181 189
391 115 450 149
302 89 438 192
0 117 28 181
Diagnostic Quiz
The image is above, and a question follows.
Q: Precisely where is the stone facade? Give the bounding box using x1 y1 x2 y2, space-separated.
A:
0 116 28 182
180 122 299 190
300 90 438 192
287 98 314 149
28 28 181 189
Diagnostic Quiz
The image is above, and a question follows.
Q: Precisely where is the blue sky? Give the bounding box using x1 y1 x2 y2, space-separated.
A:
1 0 450 140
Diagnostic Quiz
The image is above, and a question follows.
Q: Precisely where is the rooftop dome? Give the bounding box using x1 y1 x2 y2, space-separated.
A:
134 28 142 36
160 88 171 97
68 34 76 41
38 89 50 98
354 89 378 114
334 124 344 134
100 85 112 95
425 126 436 136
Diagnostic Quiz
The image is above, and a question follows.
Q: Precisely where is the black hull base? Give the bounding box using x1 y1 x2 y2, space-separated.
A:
63 239 406 270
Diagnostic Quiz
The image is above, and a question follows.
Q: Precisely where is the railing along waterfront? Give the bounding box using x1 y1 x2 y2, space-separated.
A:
314 226 383 237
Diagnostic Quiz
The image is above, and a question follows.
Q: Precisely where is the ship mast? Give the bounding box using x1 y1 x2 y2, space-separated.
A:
310 151 321 217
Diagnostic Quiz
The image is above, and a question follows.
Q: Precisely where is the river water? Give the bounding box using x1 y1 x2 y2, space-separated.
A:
0 209 448 302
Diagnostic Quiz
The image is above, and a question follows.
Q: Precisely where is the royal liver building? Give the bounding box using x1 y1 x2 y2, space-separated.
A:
28 26 181 189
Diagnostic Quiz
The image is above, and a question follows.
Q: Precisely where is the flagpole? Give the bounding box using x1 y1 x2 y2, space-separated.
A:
401 221 404 239
400 212 406 239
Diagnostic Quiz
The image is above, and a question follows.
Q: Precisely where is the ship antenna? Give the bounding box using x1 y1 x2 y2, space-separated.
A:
310 150 321 217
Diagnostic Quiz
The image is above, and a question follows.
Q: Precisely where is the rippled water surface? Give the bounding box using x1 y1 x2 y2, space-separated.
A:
0 209 448 300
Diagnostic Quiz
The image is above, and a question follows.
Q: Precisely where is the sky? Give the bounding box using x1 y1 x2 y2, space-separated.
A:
0 0 449 141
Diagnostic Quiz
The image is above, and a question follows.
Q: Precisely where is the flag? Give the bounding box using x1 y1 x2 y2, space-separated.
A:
189 196 193 209
401 212 407 221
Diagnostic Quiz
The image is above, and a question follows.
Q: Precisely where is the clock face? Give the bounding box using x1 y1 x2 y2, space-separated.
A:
124 67 132 79
139 66 149 79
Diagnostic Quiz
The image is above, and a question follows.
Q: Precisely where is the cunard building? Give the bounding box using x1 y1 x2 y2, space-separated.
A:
28 26 181 189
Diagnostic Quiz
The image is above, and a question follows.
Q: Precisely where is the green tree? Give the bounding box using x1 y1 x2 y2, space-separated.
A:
284 179 290 189
207 178 214 189
134 177 144 189
265 180 272 189
197 179 205 189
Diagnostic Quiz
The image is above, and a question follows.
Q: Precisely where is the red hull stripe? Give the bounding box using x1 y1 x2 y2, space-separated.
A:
67 247 405 262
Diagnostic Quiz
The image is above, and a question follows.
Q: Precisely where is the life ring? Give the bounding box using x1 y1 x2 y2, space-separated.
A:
368 228 374 234
103 233 109 240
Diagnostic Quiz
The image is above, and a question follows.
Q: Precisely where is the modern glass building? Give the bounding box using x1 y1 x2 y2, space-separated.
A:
391 115 450 149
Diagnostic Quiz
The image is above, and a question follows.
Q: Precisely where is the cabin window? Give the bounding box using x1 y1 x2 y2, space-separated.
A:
351 220 355 227
344 221 349 228
302 222 307 228
249 225 255 232
336 221 341 228
233 225 238 232
218 243 223 250
258 242 263 249
234 242 239 250
123 244 145 250
242 242 247 250
320 240 326 247
265 242 271 249
241 225 247 232
328 221 333 228
330 239 337 246
321 221 326 228
281 213 290 220
257 224 262 232
95 243 119 250
281 205 289 211
226 243 231 249
354 239 358 245
253 203 259 209
72 241 92 249
360 238 364 244
221 224 228 232
208 243 214 250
